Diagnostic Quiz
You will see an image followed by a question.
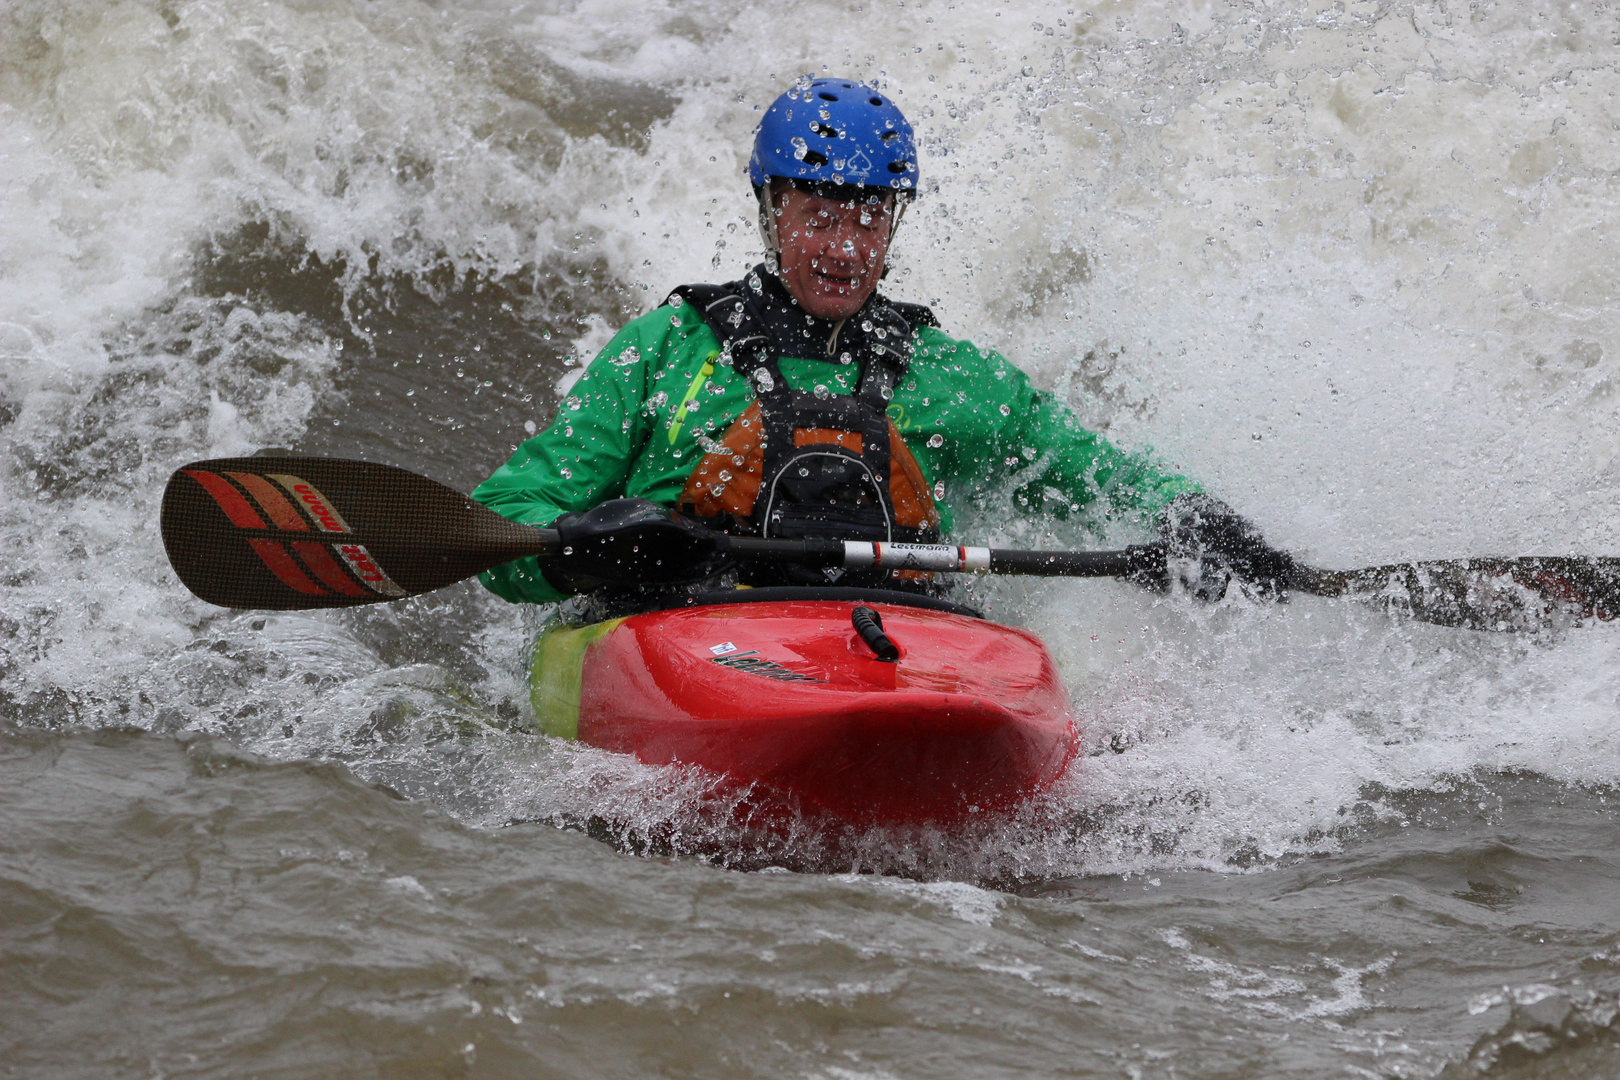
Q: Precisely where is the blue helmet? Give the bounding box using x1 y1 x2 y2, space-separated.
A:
748 78 918 194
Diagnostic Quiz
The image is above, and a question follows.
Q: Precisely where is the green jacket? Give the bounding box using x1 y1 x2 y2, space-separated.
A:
473 297 1195 604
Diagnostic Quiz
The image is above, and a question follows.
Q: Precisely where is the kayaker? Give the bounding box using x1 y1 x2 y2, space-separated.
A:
472 76 1293 608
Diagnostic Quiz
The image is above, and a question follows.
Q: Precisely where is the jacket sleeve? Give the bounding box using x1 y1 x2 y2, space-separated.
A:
470 321 658 604
975 347 1197 525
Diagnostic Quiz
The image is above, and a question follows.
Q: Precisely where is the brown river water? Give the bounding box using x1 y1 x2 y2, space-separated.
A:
4 1 1620 1076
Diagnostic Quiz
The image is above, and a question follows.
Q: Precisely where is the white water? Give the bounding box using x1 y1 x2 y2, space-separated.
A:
2 0 1619 878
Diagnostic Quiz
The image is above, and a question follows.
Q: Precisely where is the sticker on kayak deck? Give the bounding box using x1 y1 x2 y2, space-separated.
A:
709 641 739 656
710 651 823 683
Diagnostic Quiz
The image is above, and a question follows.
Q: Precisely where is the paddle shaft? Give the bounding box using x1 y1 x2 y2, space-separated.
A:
724 537 1150 577
737 541 1620 629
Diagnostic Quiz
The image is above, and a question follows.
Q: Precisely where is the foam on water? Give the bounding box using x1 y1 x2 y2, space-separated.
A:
2 0 1618 879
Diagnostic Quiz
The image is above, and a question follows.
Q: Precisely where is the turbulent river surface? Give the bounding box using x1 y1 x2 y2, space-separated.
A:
4 1 1620 1076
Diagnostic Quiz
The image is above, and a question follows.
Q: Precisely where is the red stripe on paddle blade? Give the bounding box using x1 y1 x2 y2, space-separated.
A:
228 472 309 531
248 539 329 596
290 541 368 596
183 470 265 529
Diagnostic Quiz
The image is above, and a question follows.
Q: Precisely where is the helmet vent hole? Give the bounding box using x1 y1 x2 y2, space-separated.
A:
818 92 839 101
810 122 842 138
880 130 899 141
888 161 910 173
870 97 883 106
802 149 829 167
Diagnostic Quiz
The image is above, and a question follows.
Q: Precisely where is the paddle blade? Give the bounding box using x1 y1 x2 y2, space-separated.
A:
160 456 557 610
1300 556 1620 631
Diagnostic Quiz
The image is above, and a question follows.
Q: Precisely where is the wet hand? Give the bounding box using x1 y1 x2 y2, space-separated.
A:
1135 493 1296 602
541 499 724 595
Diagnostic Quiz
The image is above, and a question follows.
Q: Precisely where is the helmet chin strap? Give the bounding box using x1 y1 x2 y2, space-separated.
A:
883 199 907 273
756 189 781 272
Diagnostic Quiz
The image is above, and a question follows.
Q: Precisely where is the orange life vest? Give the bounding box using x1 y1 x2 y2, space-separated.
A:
668 275 941 548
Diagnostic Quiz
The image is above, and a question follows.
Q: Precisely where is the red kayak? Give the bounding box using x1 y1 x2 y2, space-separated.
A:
530 588 1077 825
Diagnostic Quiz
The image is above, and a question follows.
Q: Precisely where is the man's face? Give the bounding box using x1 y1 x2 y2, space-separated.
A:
772 185 896 321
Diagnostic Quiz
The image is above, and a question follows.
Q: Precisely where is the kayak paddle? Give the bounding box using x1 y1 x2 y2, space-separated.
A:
161 455 1620 629
160 455 560 610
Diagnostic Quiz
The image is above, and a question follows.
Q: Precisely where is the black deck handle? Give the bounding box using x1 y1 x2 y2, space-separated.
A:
851 606 900 662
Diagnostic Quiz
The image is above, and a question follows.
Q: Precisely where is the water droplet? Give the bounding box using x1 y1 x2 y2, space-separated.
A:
559 468 572 479
798 467 811 477
718 470 732 482
670 315 683 327
813 384 831 399
753 368 775 392
1252 432 1263 441
999 403 1011 416
791 136 809 160
562 545 573 555
933 481 946 499
927 433 944 448
566 395 582 411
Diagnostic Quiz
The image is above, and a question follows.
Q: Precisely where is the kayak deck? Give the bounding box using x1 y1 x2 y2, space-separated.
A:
533 594 1077 825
